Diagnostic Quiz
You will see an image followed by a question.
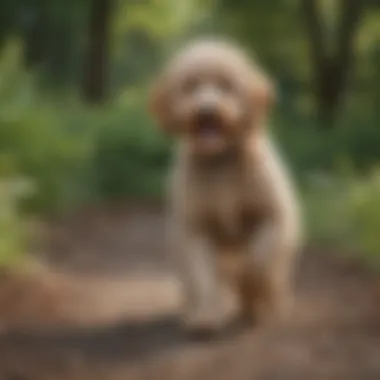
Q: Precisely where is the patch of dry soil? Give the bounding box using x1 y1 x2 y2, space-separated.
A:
0 204 379 380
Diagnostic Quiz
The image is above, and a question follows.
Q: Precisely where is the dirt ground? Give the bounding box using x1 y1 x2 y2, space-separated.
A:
0 203 380 380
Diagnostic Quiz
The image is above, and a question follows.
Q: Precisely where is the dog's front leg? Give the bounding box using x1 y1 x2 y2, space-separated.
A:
171 227 227 333
238 220 296 326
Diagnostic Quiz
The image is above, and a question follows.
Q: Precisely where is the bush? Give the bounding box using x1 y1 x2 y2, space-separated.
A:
272 112 380 182
90 104 171 200
0 38 174 212
0 39 94 213
0 169 32 268
344 169 380 265
303 168 380 267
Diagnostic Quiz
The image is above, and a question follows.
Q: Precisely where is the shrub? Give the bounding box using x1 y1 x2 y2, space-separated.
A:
0 39 95 213
90 104 171 200
303 167 380 267
344 169 380 266
0 167 33 267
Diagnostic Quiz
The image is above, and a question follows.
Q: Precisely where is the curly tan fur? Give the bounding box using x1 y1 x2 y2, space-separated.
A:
150 38 303 333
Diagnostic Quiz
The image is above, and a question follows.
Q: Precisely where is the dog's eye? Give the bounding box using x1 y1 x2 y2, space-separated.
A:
218 77 234 94
181 77 199 95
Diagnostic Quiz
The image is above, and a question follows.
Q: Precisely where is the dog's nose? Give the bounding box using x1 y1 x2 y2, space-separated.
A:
197 106 217 122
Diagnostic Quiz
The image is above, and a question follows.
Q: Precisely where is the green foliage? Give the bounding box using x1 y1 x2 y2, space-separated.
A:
272 111 380 180
90 103 171 199
0 38 173 210
0 40 94 212
303 167 380 267
0 170 32 268
302 172 353 242
344 170 380 265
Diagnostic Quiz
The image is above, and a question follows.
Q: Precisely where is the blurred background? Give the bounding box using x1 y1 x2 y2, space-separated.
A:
0 1 380 378
0 0 379 261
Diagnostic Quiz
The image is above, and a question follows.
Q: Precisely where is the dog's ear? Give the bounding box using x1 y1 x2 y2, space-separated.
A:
149 74 172 133
250 67 276 127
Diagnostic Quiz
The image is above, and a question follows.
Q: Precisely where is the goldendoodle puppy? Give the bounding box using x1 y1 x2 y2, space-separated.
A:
149 38 303 334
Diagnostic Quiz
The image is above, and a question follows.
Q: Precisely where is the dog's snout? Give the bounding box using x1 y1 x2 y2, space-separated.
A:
196 106 218 122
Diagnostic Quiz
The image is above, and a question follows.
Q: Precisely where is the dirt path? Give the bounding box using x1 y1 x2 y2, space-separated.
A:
0 204 380 380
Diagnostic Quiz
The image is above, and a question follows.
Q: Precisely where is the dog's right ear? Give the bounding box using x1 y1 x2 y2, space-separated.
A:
149 75 172 133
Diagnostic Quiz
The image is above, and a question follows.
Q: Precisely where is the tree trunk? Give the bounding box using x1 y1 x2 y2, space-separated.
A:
302 0 363 126
24 9 47 68
82 0 112 104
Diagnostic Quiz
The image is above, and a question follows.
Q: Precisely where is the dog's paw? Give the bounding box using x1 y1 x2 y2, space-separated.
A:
241 293 294 328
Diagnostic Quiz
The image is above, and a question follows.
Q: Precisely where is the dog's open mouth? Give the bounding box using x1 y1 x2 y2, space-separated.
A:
195 113 224 140
198 123 221 139
192 114 227 154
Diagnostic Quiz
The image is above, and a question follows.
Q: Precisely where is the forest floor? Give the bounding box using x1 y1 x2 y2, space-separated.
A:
0 202 379 380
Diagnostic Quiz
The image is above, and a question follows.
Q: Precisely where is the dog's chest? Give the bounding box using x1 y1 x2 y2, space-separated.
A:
191 166 259 245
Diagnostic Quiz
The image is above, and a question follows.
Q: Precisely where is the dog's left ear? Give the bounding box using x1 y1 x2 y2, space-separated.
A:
149 74 172 133
250 68 276 126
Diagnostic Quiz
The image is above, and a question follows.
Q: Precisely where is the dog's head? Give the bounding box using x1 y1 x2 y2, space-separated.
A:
150 39 275 155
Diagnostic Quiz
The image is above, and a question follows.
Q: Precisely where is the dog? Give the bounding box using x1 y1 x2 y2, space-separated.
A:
149 38 303 335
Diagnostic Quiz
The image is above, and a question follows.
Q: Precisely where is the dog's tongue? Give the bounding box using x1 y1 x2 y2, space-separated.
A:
201 127 218 139
199 124 219 139
197 125 224 152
